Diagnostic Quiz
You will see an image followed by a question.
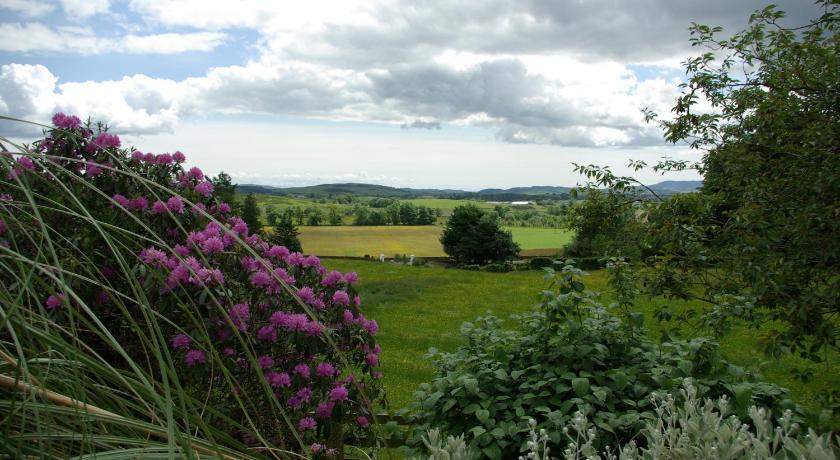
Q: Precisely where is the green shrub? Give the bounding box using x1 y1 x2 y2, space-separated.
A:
441 204 520 265
408 263 797 459
529 257 554 270
482 262 513 273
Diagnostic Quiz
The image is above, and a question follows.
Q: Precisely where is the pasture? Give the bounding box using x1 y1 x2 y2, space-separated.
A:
300 225 446 257
324 259 840 413
298 225 573 257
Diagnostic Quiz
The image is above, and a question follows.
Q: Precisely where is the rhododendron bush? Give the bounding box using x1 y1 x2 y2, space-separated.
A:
0 115 383 457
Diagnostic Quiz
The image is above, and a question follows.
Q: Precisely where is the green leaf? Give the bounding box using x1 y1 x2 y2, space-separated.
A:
476 409 490 425
442 399 457 412
572 377 590 397
464 378 479 395
493 369 509 381
482 444 503 460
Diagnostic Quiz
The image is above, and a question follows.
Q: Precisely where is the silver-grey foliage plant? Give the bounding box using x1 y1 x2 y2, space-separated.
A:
551 380 839 460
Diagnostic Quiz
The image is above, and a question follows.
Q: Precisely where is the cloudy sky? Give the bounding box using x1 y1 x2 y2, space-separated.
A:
0 0 819 189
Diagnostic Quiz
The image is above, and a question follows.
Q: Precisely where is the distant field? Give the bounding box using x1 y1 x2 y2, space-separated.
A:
300 226 445 257
298 225 572 257
507 227 574 251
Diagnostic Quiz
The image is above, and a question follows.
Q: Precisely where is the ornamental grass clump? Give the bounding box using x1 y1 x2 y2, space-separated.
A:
0 114 384 457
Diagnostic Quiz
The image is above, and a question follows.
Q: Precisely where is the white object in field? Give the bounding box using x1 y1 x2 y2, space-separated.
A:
409 254 415 265
379 253 385 262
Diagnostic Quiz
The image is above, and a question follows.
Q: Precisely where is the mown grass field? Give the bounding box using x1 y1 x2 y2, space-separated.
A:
300 226 446 257
506 227 574 251
324 259 839 415
299 225 572 257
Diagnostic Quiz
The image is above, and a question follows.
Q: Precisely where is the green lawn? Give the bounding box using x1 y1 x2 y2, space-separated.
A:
299 225 572 257
324 259 839 417
507 227 574 250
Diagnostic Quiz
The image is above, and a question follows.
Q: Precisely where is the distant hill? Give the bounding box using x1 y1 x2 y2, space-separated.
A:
237 180 700 199
476 186 572 196
649 180 702 193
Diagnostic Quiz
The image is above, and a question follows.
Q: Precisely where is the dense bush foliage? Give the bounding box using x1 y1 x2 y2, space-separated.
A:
352 201 436 226
563 190 642 260
570 2 840 361
494 204 566 229
408 263 796 459
0 115 383 456
440 204 520 265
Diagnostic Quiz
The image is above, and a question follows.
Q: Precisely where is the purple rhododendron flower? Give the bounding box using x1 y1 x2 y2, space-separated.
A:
343 272 359 284
139 247 167 267
166 196 184 213
258 355 274 369
343 310 354 323
191 202 206 216
303 255 321 268
90 132 121 150
156 153 173 165
151 200 167 214
45 294 63 310
172 334 191 350
194 181 214 197
257 325 277 342
294 363 311 379
229 303 250 331
273 267 295 285
285 252 304 266
297 387 313 401
366 353 379 367
112 194 130 207
357 416 369 428
321 270 342 287
200 236 224 254
298 417 316 430
52 112 81 129
316 362 336 378
131 150 144 161
296 286 315 303
315 401 334 419
85 162 103 177
172 151 186 163
330 386 349 401
216 202 232 214
17 156 34 170
332 290 350 306
131 196 149 210
267 371 291 388
267 245 290 259
185 350 205 366
186 166 204 181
